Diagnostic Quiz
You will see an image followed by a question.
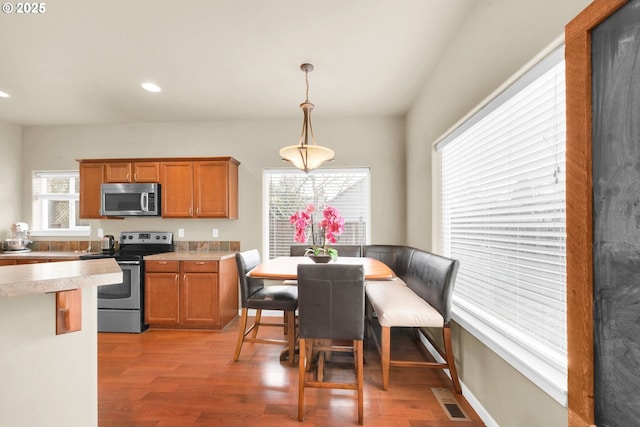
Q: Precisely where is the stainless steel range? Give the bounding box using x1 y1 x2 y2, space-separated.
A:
81 231 173 333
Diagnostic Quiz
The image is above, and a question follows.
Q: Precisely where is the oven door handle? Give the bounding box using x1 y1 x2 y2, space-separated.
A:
117 260 141 266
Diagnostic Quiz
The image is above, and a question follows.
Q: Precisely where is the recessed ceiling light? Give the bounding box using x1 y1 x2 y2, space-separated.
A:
141 82 162 93
0 90 10 98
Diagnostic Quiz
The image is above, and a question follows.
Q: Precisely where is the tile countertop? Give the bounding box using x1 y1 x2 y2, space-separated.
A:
0 250 86 260
0 258 123 298
144 251 237 261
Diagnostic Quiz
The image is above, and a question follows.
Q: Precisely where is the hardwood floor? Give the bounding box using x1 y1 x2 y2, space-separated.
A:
99 318 485 427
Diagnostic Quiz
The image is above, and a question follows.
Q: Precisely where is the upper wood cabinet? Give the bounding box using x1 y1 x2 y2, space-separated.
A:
194 161 238 218
161 161 194 217
104 162 160 183
77 157 239 219
79 162 104 219
161 158 239 219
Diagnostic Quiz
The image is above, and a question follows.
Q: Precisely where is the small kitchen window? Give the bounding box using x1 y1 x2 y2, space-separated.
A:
32 171 90 236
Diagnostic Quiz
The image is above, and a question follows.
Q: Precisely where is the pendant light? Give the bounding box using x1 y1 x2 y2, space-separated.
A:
279 63 335 173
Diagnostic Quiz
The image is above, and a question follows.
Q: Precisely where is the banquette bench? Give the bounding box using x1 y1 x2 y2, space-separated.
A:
363 244 461 394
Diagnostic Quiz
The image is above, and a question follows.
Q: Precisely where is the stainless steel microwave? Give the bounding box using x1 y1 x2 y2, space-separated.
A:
100 183 160 216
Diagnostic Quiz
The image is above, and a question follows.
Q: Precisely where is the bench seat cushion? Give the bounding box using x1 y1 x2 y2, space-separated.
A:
366 282 444 328
365 277 407 287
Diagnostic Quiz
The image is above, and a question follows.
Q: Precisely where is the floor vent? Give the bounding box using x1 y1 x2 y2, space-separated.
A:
431 387 471 422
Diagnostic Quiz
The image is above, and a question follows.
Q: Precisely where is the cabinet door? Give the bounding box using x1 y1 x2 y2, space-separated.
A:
194 161 228 217
104 162 132 183
79 162 104 219
181 272 218 326
0 260 17 266
145 273 180 326
161 162 194 217
194 161 238 218
133 162 160 182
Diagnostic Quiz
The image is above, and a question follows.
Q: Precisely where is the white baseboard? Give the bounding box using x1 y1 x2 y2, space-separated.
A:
417 331 499 427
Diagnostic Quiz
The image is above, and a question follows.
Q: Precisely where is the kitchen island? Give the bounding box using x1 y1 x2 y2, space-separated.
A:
0 258 122 427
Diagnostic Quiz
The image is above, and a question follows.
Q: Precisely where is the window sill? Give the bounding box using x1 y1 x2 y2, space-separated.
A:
452 305 567 407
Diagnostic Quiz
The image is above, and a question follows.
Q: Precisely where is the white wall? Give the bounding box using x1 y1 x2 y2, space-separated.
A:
0 288 98 427
406 0 591 426
21 117 406 250
0 122 22 234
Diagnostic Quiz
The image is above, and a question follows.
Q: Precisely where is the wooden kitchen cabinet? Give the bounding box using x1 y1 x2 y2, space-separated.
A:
161 158 239 219
104 162 160 183
79 162 104 219
160 162 193 217
181 261 218 326
78 157 239 219
145 261 180 326
145 257 237 330
194 161 238 218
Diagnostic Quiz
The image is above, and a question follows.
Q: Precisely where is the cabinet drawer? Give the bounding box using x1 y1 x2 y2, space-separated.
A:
146 260 180 272
182 260 218 273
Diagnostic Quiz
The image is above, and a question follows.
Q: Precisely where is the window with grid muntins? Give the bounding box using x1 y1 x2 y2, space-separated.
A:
33 171 89 232
264 169 370 259
436 47 567 404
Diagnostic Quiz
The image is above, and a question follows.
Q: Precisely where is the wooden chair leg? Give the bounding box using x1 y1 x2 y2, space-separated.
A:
283 311 288 335
298 338 307 422
251 309 262 339
381 326 391 390
443 326 462 394
356 339 364 425
286 310 296 367
233 308 249 362
318 348 325 382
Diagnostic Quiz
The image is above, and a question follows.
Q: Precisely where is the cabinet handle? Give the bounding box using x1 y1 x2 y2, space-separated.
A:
127 173 131 181
158 261 168 264
196 207 200 215
189 207 193 215
196 261 205 265
134 173 138 181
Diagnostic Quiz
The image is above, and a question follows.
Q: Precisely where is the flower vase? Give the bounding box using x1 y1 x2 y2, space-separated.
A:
308 254 332 263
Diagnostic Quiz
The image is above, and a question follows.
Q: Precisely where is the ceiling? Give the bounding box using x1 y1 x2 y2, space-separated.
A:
0 0 477 126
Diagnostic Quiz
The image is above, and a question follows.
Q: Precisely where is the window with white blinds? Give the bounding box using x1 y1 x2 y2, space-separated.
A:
263 168 370 259
436 47 567 404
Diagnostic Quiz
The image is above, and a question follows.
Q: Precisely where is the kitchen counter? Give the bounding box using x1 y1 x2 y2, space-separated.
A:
144 250 237 261
0 258 122 298
0 250 86 260
0 257 121 427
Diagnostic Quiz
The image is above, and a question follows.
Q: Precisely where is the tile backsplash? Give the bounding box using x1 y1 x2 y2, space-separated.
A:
31 240 240 253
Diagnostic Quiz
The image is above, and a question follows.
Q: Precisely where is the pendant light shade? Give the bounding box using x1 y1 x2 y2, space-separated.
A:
279 63 335 173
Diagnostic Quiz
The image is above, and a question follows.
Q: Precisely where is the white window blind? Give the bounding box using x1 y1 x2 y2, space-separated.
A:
437 47 567 404
263 168 370 259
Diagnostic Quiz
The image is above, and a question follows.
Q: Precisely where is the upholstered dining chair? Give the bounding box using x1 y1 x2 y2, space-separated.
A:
296 264 365 425
234 250 298 366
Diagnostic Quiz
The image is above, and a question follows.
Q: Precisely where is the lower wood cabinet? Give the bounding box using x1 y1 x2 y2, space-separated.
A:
145 257 238 330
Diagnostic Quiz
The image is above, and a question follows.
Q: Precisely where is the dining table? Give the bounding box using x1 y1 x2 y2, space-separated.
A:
248 256 396 281
248 256 396 364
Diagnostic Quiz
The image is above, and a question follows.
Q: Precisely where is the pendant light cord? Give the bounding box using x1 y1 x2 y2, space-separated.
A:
305 69 310 102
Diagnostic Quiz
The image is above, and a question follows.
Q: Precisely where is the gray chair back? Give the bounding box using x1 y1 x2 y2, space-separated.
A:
363 244 414 278
235 249 265 308
297 264 365 340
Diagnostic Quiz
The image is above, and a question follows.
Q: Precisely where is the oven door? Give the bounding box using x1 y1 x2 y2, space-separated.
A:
97 260 141 310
